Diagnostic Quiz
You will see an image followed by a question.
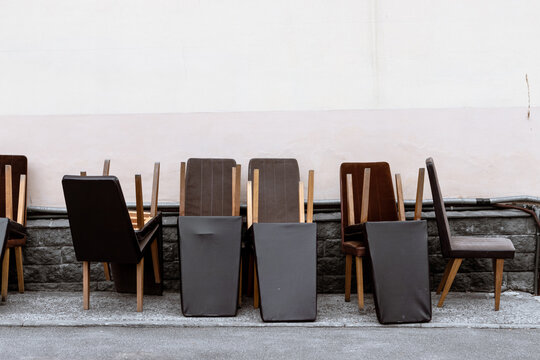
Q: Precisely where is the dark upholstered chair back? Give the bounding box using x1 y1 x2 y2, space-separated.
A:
340 162 398 226
248 159 300 223
185 158 236 216
0 155 27 222
62 176 141 263
0 218 8 260
425 158 452 257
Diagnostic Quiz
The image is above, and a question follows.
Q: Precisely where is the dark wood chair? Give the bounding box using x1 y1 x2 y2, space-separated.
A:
178 159 242 316
247 158 316 321
62 174 162 311
426 157 515 310
339 162 424 310
0 155 28 301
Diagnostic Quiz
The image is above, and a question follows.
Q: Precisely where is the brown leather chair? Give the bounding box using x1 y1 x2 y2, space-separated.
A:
62 175 162 312
0 155 27 301
177 158 242 316
247 158 316 322
426 157 515 310
339 162 399 309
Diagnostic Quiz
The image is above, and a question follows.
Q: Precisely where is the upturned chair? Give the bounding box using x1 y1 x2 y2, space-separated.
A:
62 174 162 311
247 158 316 322
339 162 425 310
1 155 28 301
178 159 242 316
426 157 515 310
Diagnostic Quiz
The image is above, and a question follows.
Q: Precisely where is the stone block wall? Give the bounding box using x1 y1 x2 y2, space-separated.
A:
5 209 538 294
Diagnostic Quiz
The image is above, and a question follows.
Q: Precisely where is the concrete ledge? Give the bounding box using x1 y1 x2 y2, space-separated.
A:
0 291 539 329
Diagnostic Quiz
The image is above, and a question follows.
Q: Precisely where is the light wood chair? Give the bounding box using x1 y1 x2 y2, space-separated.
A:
1 161 27 301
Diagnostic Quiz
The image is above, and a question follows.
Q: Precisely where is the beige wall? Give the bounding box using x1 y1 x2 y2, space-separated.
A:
1 107 538 207
0 1 539 206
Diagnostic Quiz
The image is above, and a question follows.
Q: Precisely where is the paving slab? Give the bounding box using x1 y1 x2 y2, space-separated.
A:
0 291 539 328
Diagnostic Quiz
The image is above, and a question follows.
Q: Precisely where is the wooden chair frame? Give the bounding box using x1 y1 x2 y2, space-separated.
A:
1 164 26 301
249 168 314 309
344 168 424 310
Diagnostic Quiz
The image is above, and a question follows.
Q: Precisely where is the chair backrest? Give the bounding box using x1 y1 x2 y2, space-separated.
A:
248 158 300 223
184 158 236 216
425 158 452 257
0 155 27 223
340 162 398 227
62 176 141 263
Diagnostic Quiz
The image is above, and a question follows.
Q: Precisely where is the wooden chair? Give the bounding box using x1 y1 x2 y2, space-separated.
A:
62 174 162 311
0 155 28 301
247 158 315 321
426 157 515 310
339 162 424 310
178 159 242 316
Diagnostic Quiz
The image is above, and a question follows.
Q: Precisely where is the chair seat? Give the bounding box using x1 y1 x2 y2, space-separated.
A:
6 220 26 247
342 240 366 257
449 236 515 259
342 224 366 256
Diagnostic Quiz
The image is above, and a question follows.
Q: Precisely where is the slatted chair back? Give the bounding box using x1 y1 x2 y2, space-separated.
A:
183 159 237 216
248 158 300 223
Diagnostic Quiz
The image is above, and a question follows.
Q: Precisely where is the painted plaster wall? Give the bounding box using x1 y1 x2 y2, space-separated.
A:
0 1 539 206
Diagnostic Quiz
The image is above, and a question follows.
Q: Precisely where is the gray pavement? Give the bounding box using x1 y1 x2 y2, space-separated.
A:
0 290 539 328
0 326 539 359
1 291 539 359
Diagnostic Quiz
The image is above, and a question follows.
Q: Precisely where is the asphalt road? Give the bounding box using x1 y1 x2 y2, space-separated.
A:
0 326 538 359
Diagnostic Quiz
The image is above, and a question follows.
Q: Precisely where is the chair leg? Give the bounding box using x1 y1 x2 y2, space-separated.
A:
355 256 364 309
437 260 454 294
82 261 90 310
15 246 24 293
1 248 10 301
137 258 144 312
437 258 462 308
238 257 243 307
344 254 352 302
494 259 504 311
253 262 259 309
150 240 161 283
102 262 111 281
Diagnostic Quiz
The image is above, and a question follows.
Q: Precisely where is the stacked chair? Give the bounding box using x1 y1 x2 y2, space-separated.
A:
248 158 316 322
426 157 515 310
340 162 430 324
0 155 28 302
111 163 164 297
177 159 242 316
62 162 163 311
